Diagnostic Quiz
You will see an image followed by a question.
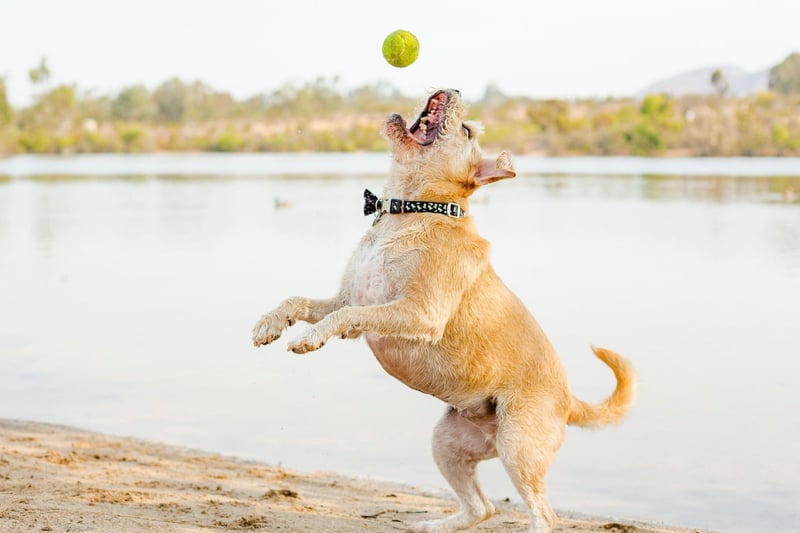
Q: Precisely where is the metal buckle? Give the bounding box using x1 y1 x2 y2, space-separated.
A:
373 198 387 226
447 202 462 218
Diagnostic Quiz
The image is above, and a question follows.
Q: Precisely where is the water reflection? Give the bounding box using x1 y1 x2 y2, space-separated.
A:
521 173 800 204
5 169 800 206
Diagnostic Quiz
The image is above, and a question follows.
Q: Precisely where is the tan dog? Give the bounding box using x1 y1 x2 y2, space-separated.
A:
251 89 637 533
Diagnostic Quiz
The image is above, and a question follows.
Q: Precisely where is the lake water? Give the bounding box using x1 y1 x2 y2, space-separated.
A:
1 154 799 533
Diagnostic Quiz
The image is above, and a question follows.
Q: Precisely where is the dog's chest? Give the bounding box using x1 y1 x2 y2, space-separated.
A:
346 230 411 306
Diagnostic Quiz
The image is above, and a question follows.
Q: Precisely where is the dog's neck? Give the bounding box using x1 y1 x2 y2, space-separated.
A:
382 174 473 213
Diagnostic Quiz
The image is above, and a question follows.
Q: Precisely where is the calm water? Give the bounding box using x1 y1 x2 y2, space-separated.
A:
1 155 799 533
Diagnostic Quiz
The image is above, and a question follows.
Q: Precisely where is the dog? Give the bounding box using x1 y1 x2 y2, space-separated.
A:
251 89 637 533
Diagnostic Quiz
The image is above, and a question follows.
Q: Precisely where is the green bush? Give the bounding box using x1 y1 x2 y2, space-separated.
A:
17 130 55 153
625 123 664 155
118 125 145 152
209 130 244 152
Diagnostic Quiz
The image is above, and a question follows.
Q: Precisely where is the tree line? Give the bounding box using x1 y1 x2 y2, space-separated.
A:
1 54 799 157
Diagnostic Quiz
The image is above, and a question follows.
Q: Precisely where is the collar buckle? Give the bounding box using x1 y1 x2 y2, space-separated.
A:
372 198 386 225
447 202 463 218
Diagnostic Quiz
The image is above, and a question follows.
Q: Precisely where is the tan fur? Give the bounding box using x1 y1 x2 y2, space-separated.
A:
252 89 637 533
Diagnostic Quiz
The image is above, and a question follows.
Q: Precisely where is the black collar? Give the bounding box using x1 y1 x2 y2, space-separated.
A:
363 189 465 224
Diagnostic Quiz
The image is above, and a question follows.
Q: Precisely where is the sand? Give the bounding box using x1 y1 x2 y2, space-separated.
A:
0 419 705 533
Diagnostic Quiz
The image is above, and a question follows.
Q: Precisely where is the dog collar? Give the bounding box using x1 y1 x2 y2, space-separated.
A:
363 189 465 224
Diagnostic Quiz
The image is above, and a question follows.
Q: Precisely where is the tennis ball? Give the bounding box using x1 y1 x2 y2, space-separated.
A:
382 30 419 68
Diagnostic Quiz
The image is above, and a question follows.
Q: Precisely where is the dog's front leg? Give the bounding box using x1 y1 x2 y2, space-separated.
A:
252 296 344 347
287 299 444 354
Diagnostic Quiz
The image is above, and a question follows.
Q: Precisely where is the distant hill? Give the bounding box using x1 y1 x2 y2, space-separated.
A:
638 65 769 97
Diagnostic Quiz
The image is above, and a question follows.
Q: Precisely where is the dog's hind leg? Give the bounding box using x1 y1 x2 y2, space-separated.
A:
495 398 566 533
410 405 498 533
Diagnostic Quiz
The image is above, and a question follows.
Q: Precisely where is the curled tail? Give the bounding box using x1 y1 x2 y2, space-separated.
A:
567 345 637 428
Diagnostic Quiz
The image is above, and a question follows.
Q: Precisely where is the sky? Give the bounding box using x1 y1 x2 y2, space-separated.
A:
1 0 799 106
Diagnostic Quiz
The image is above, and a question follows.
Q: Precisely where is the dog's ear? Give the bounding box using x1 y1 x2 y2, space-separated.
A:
474 151 516 186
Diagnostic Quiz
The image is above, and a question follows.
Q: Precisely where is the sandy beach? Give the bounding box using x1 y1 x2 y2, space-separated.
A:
0 418 707 533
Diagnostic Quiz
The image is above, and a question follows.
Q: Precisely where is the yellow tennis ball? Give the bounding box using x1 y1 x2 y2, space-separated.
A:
382 30 419 68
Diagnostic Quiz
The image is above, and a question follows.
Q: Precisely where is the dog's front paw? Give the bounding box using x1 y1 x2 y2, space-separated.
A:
252 312 294 347
287 326 327 354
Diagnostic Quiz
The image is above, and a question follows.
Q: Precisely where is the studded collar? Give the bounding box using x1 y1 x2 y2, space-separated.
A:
363 189 465 224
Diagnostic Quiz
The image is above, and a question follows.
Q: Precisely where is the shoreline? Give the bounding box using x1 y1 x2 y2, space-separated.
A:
0 418 706 533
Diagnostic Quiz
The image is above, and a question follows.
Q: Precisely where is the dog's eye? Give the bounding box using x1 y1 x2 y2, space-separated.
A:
462 124 472 139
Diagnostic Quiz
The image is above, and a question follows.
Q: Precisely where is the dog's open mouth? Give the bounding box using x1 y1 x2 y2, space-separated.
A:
408 90 449 145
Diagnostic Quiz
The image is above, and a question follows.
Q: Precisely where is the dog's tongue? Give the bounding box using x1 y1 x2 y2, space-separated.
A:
411 127 430 144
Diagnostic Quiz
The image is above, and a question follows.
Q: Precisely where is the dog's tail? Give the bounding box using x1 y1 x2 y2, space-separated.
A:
567 345 637 428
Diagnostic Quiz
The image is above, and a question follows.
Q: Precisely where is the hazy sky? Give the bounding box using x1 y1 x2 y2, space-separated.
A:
1 0 798 105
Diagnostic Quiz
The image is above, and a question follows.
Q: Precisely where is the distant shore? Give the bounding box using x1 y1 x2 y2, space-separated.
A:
2 79 800 157
0 419 706 533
